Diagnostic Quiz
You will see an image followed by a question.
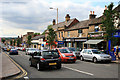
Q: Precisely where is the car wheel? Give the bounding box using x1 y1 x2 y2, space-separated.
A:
72 61 76 63
29 60 33 67
80 56 84 61
56 63 61 69
93 57 97 63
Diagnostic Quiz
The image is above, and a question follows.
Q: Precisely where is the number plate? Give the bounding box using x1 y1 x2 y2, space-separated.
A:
49 63 57 65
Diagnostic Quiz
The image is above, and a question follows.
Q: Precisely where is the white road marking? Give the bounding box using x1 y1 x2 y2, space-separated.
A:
63 66 94 76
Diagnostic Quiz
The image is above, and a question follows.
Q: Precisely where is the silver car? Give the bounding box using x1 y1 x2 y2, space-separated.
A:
26 48 40 55
80 49 112 63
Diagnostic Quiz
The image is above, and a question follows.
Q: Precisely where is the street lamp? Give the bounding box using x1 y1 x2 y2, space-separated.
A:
49 7 58 24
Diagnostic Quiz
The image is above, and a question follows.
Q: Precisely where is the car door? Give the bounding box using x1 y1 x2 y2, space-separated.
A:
86 50 93 61
82 49 87 59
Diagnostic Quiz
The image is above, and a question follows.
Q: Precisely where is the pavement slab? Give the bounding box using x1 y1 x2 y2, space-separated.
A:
1 52 21 78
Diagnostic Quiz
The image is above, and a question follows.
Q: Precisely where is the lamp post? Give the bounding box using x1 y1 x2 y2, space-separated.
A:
50 7 58 24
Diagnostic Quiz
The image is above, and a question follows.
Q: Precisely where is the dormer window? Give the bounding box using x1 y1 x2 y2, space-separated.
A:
95 26 99 32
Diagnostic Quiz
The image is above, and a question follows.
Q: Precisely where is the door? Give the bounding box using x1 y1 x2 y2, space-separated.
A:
85 50 93 60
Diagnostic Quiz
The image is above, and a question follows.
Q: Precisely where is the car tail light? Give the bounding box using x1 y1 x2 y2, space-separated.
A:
59 57 61 59
41 58 45 60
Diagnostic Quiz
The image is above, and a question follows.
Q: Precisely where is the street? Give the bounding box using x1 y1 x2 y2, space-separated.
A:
6 51 118 79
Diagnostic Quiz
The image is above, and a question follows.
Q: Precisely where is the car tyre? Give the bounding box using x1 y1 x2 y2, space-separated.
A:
72 61 76 63
56 63 61 69
93 57 97 63
80 56 84 61
29 60 33 67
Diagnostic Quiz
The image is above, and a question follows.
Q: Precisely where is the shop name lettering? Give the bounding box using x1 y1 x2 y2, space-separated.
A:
90 34 103 37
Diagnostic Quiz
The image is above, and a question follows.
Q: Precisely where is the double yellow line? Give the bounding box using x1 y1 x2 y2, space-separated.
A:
3 52 28 80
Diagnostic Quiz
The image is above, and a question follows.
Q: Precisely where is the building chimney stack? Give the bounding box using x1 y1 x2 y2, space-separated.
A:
53 19 56 25
65 14 70 21
89 11 96 19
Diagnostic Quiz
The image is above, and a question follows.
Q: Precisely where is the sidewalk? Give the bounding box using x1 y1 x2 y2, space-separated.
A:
0 52 21 79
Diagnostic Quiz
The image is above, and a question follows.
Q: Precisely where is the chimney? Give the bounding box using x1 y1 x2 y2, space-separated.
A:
89 11 96 19
53 19 56 25
65 14 70 21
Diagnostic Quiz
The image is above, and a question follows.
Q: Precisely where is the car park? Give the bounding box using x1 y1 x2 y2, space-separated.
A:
55 48 76 63
26 48 40 55
9 49 18 55
80 49 112 63
29 50 61 71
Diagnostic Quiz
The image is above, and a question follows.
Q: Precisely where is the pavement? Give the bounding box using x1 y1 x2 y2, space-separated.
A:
0 51 21 79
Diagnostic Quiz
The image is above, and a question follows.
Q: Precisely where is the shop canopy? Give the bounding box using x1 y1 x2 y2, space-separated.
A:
84 39 104 44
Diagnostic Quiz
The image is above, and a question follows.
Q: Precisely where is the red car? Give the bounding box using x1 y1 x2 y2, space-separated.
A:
55 48 76 63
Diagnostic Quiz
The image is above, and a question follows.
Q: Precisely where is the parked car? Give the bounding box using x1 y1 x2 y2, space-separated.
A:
29 50 61 71
9 49 18 55
26 48 40 55
67 47 80 58
2 47 7 51
80 49 112 63
7 48 11 52
55 48 76 63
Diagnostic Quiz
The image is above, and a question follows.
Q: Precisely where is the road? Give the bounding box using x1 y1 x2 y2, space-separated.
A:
6 51 118 79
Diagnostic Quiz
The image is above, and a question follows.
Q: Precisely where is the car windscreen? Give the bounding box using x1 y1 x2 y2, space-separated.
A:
59 49 71 53
92 50 103 54
42 51 59 58
68 48 76 51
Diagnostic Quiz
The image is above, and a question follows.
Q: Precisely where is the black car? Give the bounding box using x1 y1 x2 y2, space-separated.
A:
9 49 18 55
29 50 61 71
2 47 7 51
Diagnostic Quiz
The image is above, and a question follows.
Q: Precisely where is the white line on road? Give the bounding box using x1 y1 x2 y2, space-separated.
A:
63 66 94 76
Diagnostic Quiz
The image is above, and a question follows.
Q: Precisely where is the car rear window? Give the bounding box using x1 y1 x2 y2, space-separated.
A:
59 49 71 53
42 51 59 57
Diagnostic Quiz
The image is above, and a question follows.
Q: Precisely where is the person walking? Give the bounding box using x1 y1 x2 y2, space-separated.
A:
116 45 119 60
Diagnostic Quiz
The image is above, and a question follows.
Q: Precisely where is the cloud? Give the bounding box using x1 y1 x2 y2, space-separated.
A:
0 0 114 37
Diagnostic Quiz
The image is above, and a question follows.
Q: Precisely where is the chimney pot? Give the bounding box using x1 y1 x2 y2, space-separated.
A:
65 14 70 21
90 11 92 14
93 11 94 15
53 19 56 25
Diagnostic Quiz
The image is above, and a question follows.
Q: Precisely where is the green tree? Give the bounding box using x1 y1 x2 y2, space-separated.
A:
101 3 116 50
34 33 40 36
17 38 21 47
42 25 52 35
14 40 16 46
2 38 5 43
47 27 56 49
10 40 13 46
27 35 32 47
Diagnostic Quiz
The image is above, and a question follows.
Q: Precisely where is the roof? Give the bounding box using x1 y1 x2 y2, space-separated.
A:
52 18 78 30
65 19 90 30
114 4 120 12
84 39 104 44
31 35 45 40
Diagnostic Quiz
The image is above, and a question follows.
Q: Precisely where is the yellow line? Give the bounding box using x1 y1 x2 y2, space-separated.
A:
3 52 28 80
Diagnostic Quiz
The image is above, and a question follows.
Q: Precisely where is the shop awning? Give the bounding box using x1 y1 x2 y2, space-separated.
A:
84 39 104 44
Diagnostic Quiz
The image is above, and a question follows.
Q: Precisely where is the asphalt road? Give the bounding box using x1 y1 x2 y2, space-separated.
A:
6 51 118 79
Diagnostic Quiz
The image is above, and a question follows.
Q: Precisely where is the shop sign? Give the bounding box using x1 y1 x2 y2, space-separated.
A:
58 41 64 44
66 39 70 41
90 33 103 37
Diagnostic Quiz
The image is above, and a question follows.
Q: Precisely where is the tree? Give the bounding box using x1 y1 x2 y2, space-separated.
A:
47 27 56 49
101 3 116 50
10 40 13 46
14 40 16 46
2 38 5 43
27 35 32 47
42 25 52 35
17 38 21 47
34 33 40 36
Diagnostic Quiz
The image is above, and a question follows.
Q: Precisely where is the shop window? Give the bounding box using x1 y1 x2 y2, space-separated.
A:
67 31 70 37
95 26 99 32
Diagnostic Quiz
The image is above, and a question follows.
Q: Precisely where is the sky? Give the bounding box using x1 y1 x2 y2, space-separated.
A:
0 0 119 37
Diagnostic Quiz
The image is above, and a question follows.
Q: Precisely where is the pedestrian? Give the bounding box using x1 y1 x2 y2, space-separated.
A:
116 45 119 59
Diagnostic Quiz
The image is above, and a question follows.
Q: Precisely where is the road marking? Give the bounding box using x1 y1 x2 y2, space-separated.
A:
63 66 94 76
3 52 28 80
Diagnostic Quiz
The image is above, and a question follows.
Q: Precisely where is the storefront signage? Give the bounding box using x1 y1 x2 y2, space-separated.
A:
58 41 64 44
90 33 103 37
66 39 70 41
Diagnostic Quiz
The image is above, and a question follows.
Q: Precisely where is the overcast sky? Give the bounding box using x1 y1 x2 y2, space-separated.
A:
0 0 119 37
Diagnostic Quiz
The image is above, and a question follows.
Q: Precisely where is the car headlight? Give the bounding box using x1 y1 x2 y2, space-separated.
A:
73 52 76 57
61 54 65 57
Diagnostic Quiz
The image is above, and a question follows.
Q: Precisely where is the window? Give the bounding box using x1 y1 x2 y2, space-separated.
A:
95 26 99 32
61 32 63 37
67 31 70 37
78 29 82 37
59 32 60 37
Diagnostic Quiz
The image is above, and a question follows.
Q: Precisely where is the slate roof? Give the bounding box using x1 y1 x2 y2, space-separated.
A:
32 35 45 40
52 18 78 29
114 4 120 12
